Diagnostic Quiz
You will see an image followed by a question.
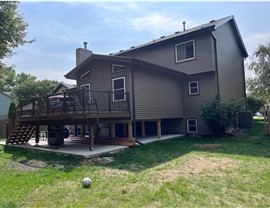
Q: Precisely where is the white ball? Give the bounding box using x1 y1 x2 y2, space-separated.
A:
82 177 91 188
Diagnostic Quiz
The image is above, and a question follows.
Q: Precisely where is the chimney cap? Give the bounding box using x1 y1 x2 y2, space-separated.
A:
83 42 87 49
182 21 186 31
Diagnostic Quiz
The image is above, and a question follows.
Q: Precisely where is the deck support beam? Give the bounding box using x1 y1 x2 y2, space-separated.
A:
141 121 146 138
89 124 94 151
111 123 116 138
157 120 161 138
35 125 40 145
128 121 133 139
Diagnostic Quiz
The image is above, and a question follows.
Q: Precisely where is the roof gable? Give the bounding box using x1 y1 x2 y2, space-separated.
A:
112 15 247 58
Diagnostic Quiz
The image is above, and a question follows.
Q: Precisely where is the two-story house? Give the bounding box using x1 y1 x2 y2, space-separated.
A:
8 15 248 149
65 15 247 136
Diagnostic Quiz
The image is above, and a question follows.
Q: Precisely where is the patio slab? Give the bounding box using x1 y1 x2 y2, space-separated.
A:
0 134 183 158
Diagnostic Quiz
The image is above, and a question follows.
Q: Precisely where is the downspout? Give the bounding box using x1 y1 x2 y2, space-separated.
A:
211 32 220 97
131 61 142 143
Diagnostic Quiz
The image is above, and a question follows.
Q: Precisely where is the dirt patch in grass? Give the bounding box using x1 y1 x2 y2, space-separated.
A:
15 162 42 171
82 157 114 165
152 155 240 184
194 144 223 148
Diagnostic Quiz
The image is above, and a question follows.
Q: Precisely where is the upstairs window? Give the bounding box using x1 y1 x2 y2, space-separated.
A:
175 40 195 62
188 81 199 95
112 77 126 102
112 64 125 73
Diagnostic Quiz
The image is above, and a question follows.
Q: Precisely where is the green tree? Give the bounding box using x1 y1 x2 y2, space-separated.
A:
245 96 265 115
14 79 59 100
0 2 34 60
201 96 243 136
247 41 270 101
0 64 16 91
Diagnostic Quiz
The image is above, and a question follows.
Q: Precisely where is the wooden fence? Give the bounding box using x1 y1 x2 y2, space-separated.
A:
0 119 8 139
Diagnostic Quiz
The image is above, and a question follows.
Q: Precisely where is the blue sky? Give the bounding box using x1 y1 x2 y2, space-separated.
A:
4 1 270 84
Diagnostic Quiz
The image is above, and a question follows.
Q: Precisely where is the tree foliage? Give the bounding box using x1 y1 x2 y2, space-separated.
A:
245 96 265 115
247 41 270 101
13 78 59 100
0 1 34 60
0 63 16 91
201 96 244 136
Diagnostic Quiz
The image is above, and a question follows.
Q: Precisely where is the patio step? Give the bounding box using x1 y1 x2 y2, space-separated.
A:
6 124 36 145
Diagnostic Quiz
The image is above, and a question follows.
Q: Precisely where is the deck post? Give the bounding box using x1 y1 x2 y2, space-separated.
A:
157 120 161 138
111 123 116 138
35 125 40 145
20 100 23 117
63 91 67 114
59 125 64 146
108 91 112 112
46 95 50 114
32 98 35 116
128 121 133 139
89 124 94 151
141 121 146 138
82 88 86 111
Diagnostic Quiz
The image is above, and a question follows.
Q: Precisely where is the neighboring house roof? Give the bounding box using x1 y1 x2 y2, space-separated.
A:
112 15 248 58
65 54 187 80
0 91 14 100
52 82 77 94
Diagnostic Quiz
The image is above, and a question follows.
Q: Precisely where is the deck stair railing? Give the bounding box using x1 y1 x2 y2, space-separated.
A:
17 88 129 117
6 124 36 144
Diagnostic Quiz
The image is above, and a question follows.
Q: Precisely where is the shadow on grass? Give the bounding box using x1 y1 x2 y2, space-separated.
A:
2 119 269 173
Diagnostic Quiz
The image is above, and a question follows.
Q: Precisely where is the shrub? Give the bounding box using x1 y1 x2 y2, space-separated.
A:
201 96 244 136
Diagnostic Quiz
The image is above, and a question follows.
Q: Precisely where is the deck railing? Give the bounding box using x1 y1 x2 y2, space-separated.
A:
18 88 130 117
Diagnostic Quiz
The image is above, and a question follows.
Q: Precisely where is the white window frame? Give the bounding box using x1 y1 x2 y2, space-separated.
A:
187 119 198 133
80 84 91 103
188 81 199 95
112 77 126 102
175 40 195 63
80 71 90 80
112 64 125 73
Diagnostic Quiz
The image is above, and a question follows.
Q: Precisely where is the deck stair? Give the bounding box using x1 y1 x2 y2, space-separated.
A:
6 124 36 144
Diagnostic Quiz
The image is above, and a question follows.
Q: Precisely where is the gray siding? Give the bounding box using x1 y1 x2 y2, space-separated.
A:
77 62 131 93
121 33 215 75
183 72 218 135
0 94 12 119
134 66 184 120
213 22 246 99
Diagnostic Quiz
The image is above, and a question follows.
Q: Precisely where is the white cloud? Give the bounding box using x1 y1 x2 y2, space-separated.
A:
244 33 270 55
130 12 196 35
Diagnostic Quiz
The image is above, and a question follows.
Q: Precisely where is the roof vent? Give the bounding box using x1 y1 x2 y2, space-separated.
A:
131 46 135 49
210 20 215 23
119 50 124 52
160 36 165 38
83 42 87 49
183 21 186 31
175 31 180 34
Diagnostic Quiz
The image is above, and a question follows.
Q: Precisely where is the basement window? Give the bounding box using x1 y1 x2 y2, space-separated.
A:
187 119 197 133
175 40 195 62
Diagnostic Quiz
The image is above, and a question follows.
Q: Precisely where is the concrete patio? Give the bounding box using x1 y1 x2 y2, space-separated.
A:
0 134 183 158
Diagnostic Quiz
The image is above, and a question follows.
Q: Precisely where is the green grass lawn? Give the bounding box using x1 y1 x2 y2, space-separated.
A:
1 119 270 207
